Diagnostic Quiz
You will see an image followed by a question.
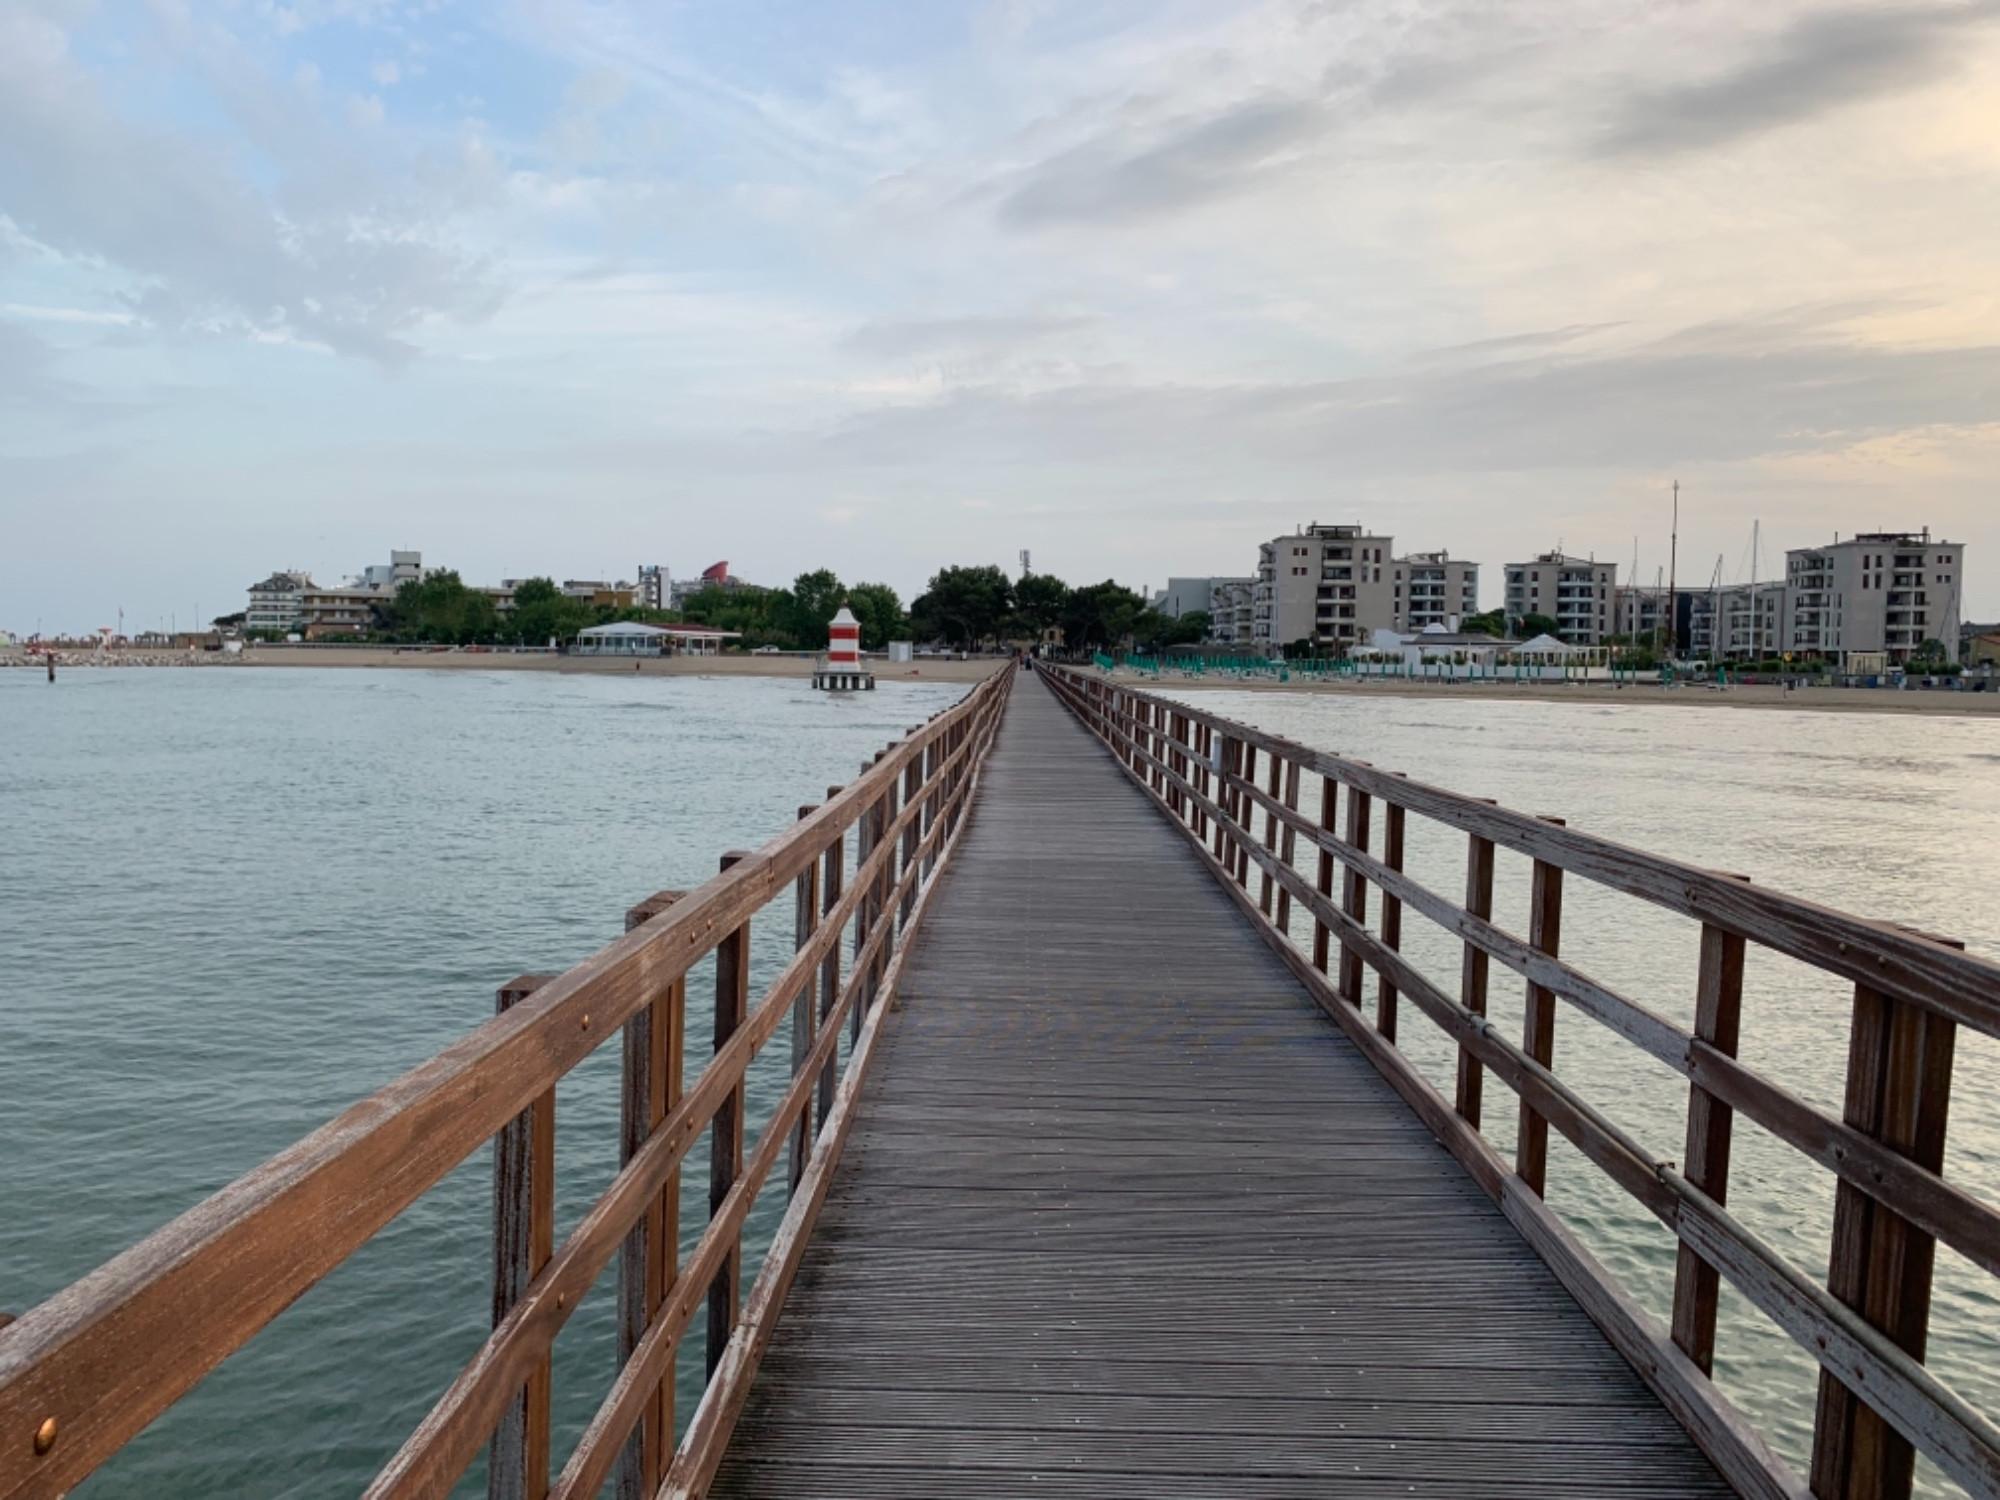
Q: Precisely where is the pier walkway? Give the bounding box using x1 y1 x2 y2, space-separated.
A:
8 661 1999 1500
713 672 1730 1497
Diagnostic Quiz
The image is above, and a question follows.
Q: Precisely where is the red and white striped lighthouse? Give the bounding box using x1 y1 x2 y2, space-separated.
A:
814 606 874 690
826 607 861 666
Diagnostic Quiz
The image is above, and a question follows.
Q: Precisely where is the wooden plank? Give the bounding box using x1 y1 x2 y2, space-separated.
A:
1517 828 1565 1197
1274 758 1300 936
1672 921 1747 1376
788 812 820 1197
490 976 557 1500
817 788 845 1136
1457 830 1496 1129
708 853 753 1381
1376 800 1405 1044
1338 780 1372 1008
619 891 688 1500
1311 775 1337 974
1811 966 1961 1500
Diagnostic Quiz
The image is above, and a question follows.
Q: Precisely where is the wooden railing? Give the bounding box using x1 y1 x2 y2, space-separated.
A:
1042 663 2000 1500
0 668 1011 1500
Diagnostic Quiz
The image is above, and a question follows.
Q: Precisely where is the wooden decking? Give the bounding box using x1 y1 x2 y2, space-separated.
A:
711 672 1733 1498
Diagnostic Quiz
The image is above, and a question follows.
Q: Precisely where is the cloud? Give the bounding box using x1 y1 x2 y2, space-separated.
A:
840 312 1093 360
818 314 2000 478
1598 3 2000 157
0 16 493 366
996 96 1325 230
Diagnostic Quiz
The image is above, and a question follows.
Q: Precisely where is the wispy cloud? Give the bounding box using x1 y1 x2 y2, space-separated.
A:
997 96 1327 230
1598 3 2000 157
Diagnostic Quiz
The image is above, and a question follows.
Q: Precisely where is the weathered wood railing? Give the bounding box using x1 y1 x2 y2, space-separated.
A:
1042 663 2000 1500
0 668 1011 1500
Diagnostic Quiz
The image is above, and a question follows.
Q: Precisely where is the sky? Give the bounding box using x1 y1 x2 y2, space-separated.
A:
3 0 1999 635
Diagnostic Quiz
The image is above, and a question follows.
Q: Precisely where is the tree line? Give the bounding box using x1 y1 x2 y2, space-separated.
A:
299 564 1208 652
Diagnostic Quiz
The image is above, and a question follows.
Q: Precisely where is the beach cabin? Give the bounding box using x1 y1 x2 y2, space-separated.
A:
573 623 738 657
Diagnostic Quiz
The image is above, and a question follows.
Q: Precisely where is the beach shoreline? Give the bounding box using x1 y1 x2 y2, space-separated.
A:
1114 667 2000 716
1 645 1011 684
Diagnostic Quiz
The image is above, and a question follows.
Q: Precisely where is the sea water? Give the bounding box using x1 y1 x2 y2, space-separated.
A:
4 669 1998 1495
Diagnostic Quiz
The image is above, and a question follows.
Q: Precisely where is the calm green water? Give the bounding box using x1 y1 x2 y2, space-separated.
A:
4 670 1998 1496
1171 684 2000 1497
0 666 969 1497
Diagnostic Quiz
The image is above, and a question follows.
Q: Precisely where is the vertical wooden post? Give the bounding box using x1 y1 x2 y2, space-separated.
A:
1167 714 1187 820
1210 734 1230 861
1809 952 1961 1500
707 850 752 1380
1376 799 1406 1042
618 892 686 1498
1515 823 1566 1196
852 760 878 1044
1455 826 1497 1128
1257 749 1282 917
1194 724 1211 840
1312 776 1338 973
789 810 821 1195
1670 919 1747 1375
1338 781 1372 1007
1274 759 1300 937
819 786 846 1133
491 975 556 1500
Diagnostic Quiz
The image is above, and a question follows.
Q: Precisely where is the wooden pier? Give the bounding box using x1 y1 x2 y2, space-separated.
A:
3 660 1999 1500
710 672 1732 1497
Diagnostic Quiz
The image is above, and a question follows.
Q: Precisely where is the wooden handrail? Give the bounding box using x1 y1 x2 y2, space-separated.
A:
1079 674 2000 1037
0 669 1011 1500
1042 664 2000 1500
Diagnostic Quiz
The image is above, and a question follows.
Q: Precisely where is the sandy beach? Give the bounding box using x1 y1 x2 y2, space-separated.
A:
10 647 1995 713
2 645 1012 684
1111 666 2000 716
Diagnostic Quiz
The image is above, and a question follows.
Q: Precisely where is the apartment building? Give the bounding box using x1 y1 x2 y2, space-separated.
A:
1392 552 1479 632
246 571 312 635
1253 524 1395 652
1784 531 1965 665
1503 553 1616 644
1155 576 1257 643
1688 583 1782 660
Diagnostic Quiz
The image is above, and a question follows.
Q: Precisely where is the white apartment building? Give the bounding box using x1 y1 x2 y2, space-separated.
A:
246 571 313 635
1253 524 1395 653
1392 552 1479 632
1504 553 1617 644
1784 531 1965 665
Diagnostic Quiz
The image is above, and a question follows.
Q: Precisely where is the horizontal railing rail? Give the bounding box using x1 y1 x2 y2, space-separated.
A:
1041 663 2000 1500
0 667 1012 1500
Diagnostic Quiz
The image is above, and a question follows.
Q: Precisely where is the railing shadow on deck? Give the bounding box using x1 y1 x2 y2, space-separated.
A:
0 669 1013 1500
1040 662 2000 1500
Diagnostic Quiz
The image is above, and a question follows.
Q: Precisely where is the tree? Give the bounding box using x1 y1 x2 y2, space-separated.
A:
845 582 906 650
780 569 846 646
1148 610 1209 649
1460 609 1506 638
506 577 594 646
1060 580 1148 649
1910 638 1950 669
911 565 1013 647
387 571 498 643
1514 612 1561 640
1009 573 1070 638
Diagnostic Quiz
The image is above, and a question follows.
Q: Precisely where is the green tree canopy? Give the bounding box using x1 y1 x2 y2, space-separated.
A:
845 582 906 650
1460 609 1506 638
1514 612 1561 640
779 569 847 645
1009 573 1070 637
911 565 1014 646
1060 580 1149 649
387 570 499 644
506 577 595 646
